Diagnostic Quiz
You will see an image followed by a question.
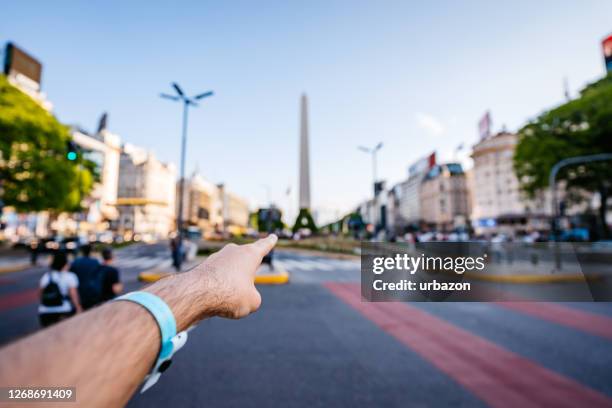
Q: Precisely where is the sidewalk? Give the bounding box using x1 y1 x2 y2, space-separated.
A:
0 255 33 274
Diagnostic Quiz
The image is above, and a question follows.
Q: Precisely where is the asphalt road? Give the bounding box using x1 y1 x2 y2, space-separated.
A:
1 245 611 407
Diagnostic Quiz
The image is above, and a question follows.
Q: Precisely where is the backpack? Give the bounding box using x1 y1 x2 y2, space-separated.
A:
41 273 65 307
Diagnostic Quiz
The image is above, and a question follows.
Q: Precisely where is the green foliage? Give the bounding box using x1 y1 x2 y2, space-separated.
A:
0 75 95 212
292 208 318 234
256 208 283 233
514 73 612 237
514 74 612 196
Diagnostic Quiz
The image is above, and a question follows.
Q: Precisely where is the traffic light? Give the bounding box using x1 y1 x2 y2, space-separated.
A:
66 141 79 161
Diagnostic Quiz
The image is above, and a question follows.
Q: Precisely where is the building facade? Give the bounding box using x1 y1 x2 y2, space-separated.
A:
395 152 437 232
178 174 250 238
420 163 470 231
116 144 176 241
470 131 549 235
70 127 121 231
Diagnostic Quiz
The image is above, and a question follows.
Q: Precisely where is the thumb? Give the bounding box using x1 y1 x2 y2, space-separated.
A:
249 234 278 257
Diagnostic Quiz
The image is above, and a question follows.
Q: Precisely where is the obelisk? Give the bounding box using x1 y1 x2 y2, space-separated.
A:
299 94 311 210
293 94 317 233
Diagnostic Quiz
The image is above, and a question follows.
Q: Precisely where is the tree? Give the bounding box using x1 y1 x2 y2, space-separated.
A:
514 73 612 238
0 75 95 213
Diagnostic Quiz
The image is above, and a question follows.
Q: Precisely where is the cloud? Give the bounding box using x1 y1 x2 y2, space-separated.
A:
415 112 445 136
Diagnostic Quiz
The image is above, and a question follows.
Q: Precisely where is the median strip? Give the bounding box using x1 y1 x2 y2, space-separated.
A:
464 271 602 283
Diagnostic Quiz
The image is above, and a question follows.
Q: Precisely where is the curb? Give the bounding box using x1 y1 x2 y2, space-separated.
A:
0 263 30 275
254 263 290 285
138 271 171 283
255 270 290 285
139 263 291 285
464 272 603 284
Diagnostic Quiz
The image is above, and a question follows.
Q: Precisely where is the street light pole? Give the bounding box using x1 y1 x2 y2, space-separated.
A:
358 142 384 195
358 142 384 231
161 83 214 271
176 98 189 258
549 153 612 222
548 153 612 272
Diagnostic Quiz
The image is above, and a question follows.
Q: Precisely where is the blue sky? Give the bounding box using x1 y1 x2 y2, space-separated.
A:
2 1 611 223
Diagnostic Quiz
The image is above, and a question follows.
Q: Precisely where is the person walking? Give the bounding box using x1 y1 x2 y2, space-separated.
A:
170 236 182 271
98 247 123 302
38 251 82 327
70 244 102 310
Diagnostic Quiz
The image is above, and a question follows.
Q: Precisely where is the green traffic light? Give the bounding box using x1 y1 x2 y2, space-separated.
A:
67 151 77 161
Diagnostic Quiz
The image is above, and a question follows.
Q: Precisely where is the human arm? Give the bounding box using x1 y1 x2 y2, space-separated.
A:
111 269 123 296
0 235 277 408
112 282 124 296
69 287 83 313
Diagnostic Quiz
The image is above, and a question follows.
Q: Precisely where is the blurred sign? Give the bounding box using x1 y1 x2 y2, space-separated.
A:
478 111 491 140
603 34 612 72
477 218 496 228
3 43 42 86
408 152 436 177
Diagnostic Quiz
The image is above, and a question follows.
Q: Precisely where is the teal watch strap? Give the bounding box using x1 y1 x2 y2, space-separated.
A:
115 292 177 361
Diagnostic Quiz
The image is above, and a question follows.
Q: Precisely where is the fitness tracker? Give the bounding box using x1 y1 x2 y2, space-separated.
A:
115 291 190 392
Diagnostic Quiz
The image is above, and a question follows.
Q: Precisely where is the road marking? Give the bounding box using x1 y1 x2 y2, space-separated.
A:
277 258 356 273
114 256 169 269
496 302 612 340
114 258 147 268
0 288 38 312
303 260 335 271
325 282 612 408
133 257 165 270
276 259 306 271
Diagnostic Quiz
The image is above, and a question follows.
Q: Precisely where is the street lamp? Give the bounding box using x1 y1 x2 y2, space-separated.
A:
548 153 612 272
358 142 383 194
358 142 383 233
161 83 214 271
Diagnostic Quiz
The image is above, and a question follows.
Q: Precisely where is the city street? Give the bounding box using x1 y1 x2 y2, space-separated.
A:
0 245 611 407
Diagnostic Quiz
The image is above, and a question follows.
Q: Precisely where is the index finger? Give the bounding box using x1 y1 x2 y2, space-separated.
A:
248 234 278 257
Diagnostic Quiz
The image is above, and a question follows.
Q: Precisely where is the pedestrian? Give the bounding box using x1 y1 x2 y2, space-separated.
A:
38 251 82 327
29 238 40 266
70 243 102 310
98 247 123 302
170 236 182 271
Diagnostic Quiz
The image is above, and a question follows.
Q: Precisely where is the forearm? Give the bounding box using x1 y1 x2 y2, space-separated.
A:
0 268 212 407
0 235 275 408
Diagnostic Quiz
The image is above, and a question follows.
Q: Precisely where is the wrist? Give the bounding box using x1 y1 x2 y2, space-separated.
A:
145 266 217 330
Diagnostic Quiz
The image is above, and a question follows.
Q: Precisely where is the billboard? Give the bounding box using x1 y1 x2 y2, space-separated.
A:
408 151 436 177
3 42 42 85
603 34 612 73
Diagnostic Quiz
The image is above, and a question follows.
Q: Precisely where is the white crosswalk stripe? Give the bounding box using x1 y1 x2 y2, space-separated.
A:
303 261 335 271
134 257 165 270
114 258 142 268
275 256 360 283
277 258 359 273
275 259 304 270
114 256 170 270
